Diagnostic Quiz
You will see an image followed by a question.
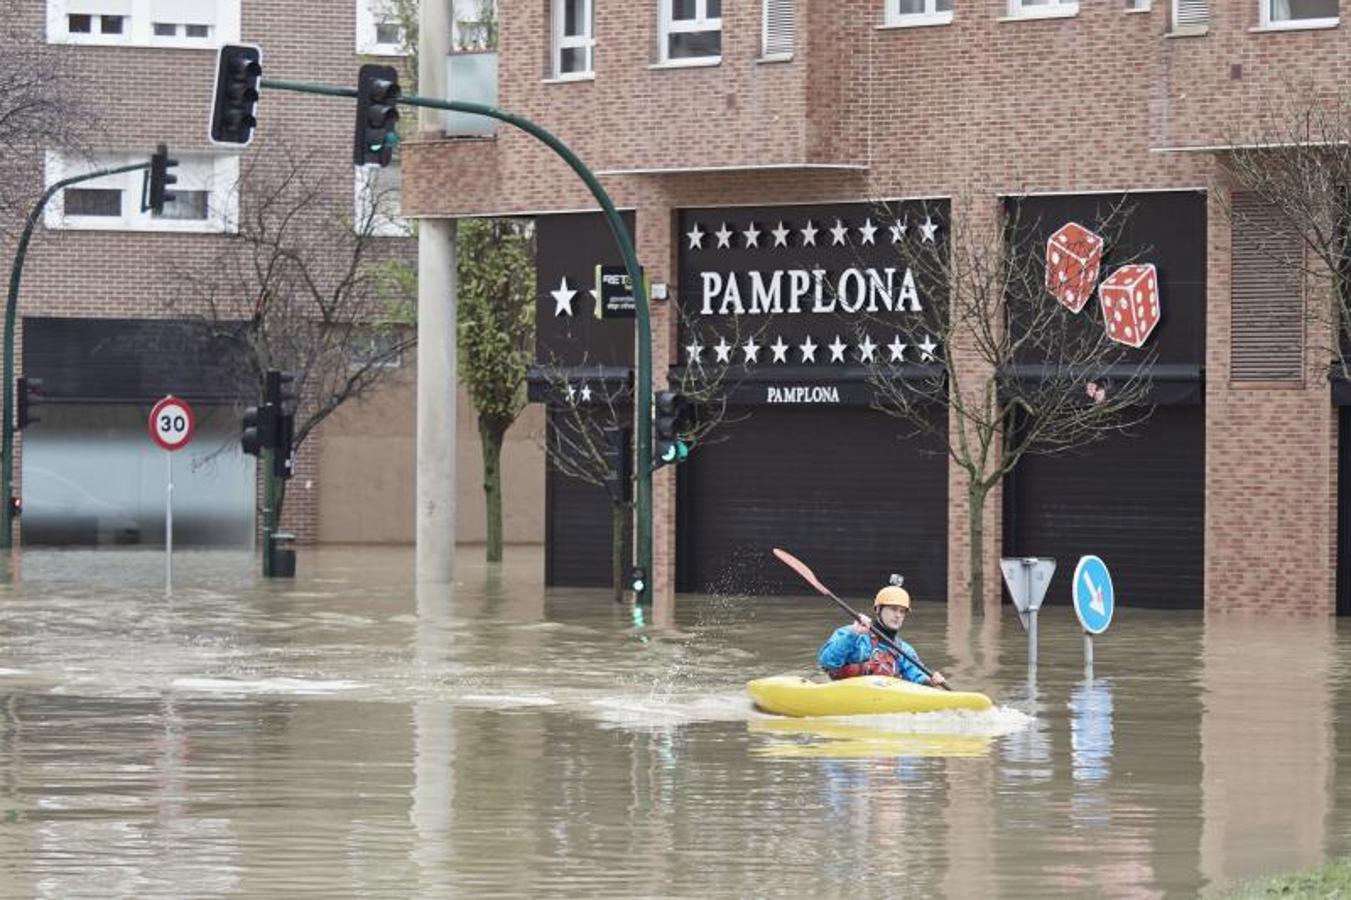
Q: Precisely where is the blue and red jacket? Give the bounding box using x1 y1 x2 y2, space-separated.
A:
817 625 932 685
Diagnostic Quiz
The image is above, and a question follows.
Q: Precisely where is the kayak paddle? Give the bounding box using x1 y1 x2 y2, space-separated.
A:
772 547 952 691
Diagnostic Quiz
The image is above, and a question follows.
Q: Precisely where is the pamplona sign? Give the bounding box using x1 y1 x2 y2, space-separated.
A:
677 201 947 371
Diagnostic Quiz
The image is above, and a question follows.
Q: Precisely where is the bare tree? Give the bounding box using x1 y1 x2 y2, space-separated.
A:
172 143 417 520
0 20 94 234
1217 88 1351 377
536 326 750 600
862 197 1156 614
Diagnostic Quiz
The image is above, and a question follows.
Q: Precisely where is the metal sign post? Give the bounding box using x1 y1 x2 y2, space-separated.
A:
1000 557 1056 674
1072 555 1115 681
149 395 195 597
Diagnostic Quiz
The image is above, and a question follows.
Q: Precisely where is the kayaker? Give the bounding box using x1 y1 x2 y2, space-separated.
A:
817 583 946 687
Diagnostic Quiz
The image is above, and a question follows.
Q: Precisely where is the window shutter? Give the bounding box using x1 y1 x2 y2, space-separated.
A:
1173 0 1209 28
1231 193 1304 382
763 0 793 57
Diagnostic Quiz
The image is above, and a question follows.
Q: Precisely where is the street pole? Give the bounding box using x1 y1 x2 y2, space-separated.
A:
2 162 151 550
165 450 174 596
260 80 656 604
261 447 276 577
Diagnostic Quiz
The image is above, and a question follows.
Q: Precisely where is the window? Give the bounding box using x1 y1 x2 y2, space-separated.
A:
660 0 721 64
1125 0 1150 9
356 0 407 55
1172 0 1209 29
553 0 593 77
1007 0 1079 18
763 0 794 53
46 150 239 233
48 1 239 45
152 22 213 39
886 0 954 26
350 328 408 369
1261 0 1338 27
355 164 409 238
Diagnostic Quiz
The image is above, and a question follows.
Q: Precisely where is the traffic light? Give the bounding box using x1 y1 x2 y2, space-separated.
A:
266 370 296 479
145 143 178 215
601 425 632 502
354 64 401 167
241 403 278 457
16 376 42 430
210 43 263 146
653 391 691 467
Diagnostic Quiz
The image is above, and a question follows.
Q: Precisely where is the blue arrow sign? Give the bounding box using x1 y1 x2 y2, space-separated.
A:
1072 555 1114 635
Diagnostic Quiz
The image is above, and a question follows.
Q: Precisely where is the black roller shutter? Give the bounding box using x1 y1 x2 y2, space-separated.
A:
677 407 948 600
544 415 632 588
1004 406 1204 610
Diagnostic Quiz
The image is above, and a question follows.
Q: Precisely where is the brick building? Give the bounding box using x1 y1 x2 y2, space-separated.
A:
404 0 1351 615
2 0 545 551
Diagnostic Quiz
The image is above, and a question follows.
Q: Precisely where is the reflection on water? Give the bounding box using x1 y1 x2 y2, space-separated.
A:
0 546 1346 896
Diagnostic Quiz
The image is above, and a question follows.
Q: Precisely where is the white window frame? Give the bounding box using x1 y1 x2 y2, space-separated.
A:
884 0 954 28
551 0 594 79
1005 0 1079 20
47 0 240 46
1258 0 1339 30
1125 0 1151 11
356 0 407 56
45 150 240 234
354 164 410 239
659 0 722 66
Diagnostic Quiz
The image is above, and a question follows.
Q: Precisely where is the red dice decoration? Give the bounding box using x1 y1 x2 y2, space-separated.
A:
1097 263 1161 349
1045 222 1104 313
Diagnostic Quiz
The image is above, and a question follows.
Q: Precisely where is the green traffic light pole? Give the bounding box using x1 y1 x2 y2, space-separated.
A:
1 161 153 550
261 78 656 604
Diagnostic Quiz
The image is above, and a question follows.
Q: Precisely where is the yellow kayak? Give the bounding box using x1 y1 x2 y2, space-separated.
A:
748 718 993 758
747 675 994 717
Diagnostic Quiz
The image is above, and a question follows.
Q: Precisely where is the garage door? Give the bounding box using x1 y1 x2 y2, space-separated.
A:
1003 406 1204 610
677 406 948 600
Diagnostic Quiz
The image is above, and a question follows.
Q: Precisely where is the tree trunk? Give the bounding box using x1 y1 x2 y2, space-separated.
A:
968 482 987 616
478 417 505 562
610 501 625 603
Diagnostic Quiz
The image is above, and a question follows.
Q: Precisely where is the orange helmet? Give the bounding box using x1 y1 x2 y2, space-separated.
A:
873 585 912 611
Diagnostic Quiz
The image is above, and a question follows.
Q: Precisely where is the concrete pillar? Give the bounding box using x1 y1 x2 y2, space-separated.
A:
418 0 450 125
417 218 457 582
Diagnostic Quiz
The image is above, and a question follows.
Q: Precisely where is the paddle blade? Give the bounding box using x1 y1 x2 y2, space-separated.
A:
772 548 832 597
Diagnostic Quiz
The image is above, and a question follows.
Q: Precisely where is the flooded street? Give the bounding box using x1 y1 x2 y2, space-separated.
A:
0 545 1346 897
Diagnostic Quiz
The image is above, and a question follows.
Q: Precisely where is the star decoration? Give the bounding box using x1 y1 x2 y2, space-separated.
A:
552 277 577 316
579 384 592 402
799 335 819 363
713 337 733 363
769 336 789 364
918 334 938 361
800 220 818 246
742 337 761 364
919 215 939 243
686 223 705 249
858 218 878 245
564 383 576 402
828 335 848 363
771 221 791 247
888 336 908 362
714 222 734 249
830 218 849 246
685 339 704 362
857 333 877 362
742 222 761 248
890 218 908 242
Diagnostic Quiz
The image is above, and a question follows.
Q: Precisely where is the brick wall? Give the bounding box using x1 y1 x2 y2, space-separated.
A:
3 0 419 546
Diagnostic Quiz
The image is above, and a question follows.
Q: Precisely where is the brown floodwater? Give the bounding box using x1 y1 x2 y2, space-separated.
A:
0 545 1344 898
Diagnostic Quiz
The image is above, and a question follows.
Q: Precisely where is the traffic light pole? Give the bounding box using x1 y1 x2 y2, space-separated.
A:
1 162 152 550
261 79 656 605
261 447 278 576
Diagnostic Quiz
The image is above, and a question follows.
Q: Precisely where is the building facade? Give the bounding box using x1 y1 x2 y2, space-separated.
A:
2 0 545 550
404 0 1350 614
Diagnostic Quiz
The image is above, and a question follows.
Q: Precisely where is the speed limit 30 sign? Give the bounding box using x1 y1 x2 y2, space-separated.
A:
149 395 195 451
